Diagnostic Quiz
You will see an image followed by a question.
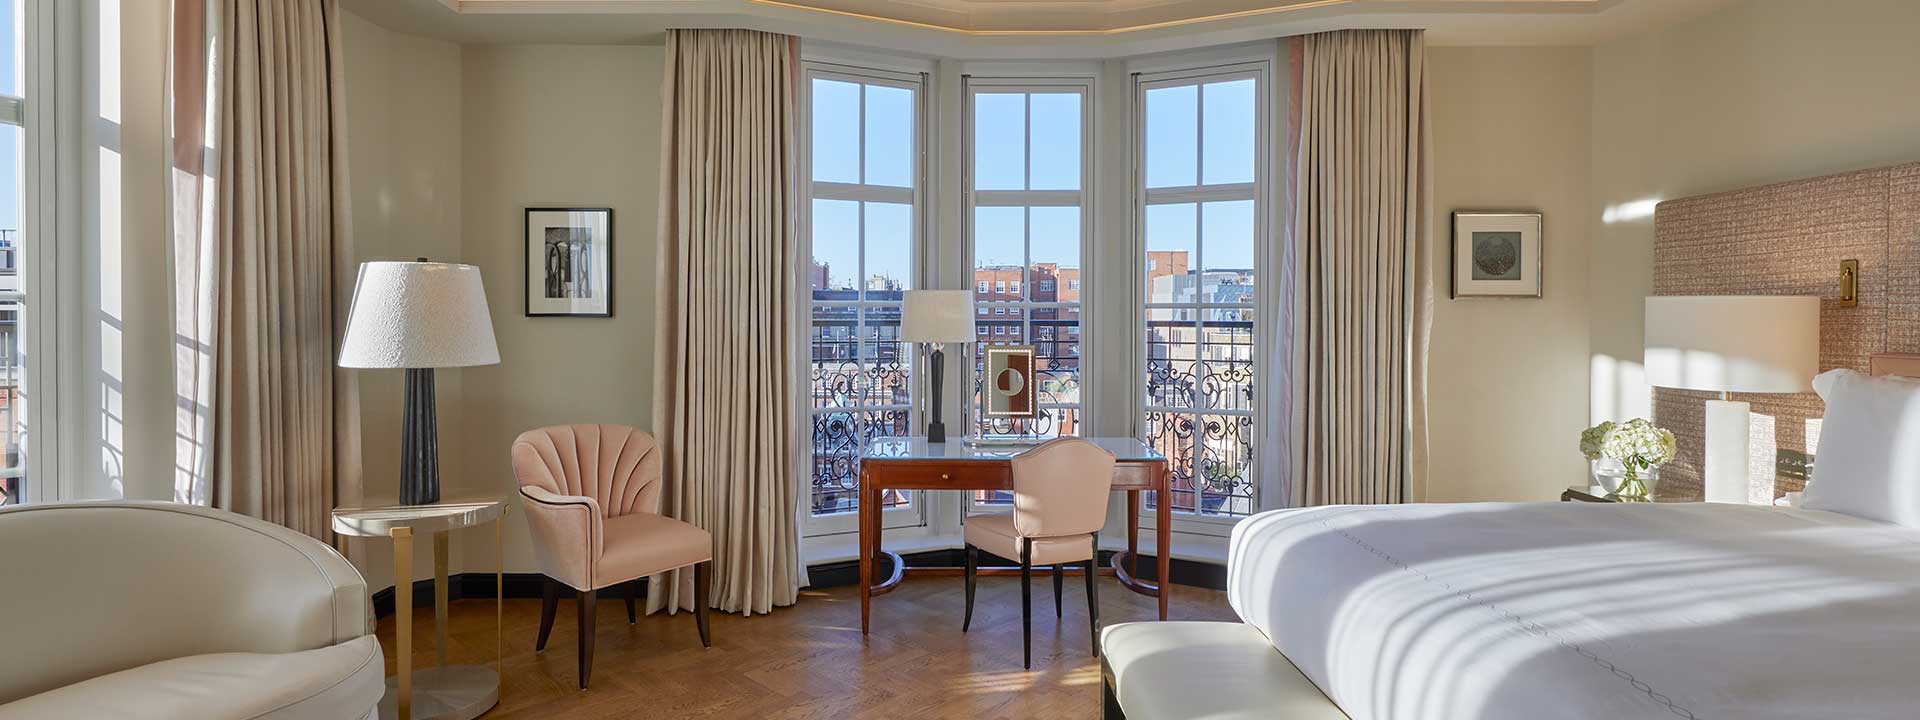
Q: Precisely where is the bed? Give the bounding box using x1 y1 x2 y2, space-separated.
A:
1226 355 1920 720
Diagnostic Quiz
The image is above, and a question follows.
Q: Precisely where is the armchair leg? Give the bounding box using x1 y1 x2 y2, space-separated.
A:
694 561 712 648
536 577 561 652
1087 533 1101 655
577 589 597 689
1021 538 1033 670
625 580 639 624
962 544 978 632
1053 563 1064 618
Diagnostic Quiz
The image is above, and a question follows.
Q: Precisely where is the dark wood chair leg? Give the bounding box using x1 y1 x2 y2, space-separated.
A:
536 577 561 652
625 579 638 624
694 561 712 648
576 588 597 689
1021 538 1033 670
1086 533 1101 655
1053 563 1064 618
962 544 978 632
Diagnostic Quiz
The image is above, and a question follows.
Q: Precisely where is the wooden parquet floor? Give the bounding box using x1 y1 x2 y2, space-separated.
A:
376 575 1237 719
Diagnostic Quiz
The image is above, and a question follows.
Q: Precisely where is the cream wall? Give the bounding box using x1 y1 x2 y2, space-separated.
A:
1588 0 1920 427
341 11 466 588
457 44 664 575
1425 46 1593 502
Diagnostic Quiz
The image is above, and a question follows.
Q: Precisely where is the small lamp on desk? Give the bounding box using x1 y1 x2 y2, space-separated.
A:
903 290 975 444
1644 295 1819 503
339 260 501 505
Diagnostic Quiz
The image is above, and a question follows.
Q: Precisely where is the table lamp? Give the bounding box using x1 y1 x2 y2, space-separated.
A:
339 260 501 505
1644 295 1819 503
903 290 975 444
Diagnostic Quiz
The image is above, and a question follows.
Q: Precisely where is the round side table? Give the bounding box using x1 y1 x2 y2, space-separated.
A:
333 500 508 720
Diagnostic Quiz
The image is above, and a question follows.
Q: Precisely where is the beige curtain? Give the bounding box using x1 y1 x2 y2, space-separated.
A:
1287 30 1432 506
168 0 353 540
649 29 806 616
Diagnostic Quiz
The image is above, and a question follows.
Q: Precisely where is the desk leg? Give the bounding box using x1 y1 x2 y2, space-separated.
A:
434 531 449 668
392 527 414 720
1156 469 1171 621
859 465 872 636
1126 491 1140 581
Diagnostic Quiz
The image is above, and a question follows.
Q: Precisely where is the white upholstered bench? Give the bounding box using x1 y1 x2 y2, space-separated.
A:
1100 621 1351 720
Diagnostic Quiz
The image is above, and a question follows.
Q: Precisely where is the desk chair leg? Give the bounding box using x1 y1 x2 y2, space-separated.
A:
962 544 978 632
625 580 638 624
694 561 713 648
1053 563 1064 618
536 577 561 652
1021 538 1033 670
576 589 597 689
1086 532 1100 655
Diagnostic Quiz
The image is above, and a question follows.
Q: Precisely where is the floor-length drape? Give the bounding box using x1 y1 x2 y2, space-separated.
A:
168 0 353 540
649 29 806 616
1287 29 1432 506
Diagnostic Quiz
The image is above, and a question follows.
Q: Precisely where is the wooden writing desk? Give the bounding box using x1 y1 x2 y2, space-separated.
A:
858 437 1171 634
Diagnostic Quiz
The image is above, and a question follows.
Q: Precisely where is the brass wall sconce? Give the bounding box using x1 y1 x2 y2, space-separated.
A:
1839 259 1858 308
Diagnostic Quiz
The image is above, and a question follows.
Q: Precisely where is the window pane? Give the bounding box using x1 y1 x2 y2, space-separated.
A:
1201 200 1255 303
863 202 912 298
810 305 861 411
1144 203 1196 303
1201 307 1254 412
1144 85 1197 188
974 205 1024 301
1201 79 1255 185
1028 93 1080 191
811 79 860 184
1145 307 1195 408
861 306 909 406
1028 206 1078 303
973 93 1025 190
1198 415 1255 515
1145 411 1197 511
864 84 914 188
810 199 859 299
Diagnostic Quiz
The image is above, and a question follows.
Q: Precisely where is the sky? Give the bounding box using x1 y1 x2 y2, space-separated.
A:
810 76 1257 294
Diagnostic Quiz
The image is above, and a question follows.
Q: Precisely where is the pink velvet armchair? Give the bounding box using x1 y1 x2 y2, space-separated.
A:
512 424 712 688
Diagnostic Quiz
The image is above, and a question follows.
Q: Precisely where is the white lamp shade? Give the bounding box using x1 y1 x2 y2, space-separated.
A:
1643 295 1819 393
902 290 975 343
339 261 501 369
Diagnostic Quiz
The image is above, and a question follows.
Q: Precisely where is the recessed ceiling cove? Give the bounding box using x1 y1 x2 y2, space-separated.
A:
749 0 1608 34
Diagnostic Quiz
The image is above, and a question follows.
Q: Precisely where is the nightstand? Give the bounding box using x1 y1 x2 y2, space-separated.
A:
1560 484 1691 504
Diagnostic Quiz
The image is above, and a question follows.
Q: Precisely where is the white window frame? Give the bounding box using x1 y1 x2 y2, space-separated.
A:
798 59 931 538
8 0 61 504
961 74 1095 508
1133 57 1274 535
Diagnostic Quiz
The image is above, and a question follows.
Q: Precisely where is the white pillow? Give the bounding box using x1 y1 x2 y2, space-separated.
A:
1803 368 1920 525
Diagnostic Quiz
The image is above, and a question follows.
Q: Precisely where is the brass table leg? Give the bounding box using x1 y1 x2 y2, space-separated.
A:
392 527 414 720
434 531 450 668
497 507 506 675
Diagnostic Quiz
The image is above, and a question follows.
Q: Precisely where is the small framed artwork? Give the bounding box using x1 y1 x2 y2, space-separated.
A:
1451 211 1542 298
525 207 613 317
982 345 1038 419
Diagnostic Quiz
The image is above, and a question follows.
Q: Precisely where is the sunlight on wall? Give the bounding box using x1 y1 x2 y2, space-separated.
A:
1588 353 1649 424
1601 196 1661 224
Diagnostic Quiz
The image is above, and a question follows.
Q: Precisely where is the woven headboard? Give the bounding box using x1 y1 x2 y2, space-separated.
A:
1652 161 1920 501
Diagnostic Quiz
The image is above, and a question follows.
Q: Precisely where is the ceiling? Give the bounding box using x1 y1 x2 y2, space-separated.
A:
341 0 1734 58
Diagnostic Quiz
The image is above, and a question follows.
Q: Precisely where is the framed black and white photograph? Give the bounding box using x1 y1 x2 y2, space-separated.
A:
524 207 612 317
1451 210 1542 298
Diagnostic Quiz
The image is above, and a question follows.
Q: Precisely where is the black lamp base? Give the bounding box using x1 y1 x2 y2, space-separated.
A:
928 347 949 444
400 367 441 506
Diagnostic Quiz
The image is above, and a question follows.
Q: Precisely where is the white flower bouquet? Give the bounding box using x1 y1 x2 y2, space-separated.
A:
1600 418 1676 498
1579 421 1615 461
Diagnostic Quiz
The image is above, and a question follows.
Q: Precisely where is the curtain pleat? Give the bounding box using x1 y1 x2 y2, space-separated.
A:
1288 30 1431 506
649 29 806 617
167 0 351 540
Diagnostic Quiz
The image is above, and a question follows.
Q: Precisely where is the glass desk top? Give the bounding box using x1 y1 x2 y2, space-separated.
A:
863 436 1164 462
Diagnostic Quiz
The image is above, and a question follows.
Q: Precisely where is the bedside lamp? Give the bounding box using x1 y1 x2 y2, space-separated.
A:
339 260 501 505
1644 295 1819 503
903 290 975 444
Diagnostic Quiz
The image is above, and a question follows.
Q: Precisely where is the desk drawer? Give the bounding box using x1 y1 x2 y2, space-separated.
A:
864 461 1011 490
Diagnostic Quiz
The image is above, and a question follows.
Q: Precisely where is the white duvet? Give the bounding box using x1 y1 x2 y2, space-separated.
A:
1227 502 1920 720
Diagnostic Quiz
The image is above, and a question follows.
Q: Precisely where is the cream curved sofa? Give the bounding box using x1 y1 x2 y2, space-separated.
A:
0 501 383 720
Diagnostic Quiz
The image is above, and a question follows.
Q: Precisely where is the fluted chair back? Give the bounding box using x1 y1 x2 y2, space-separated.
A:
511 423 662 518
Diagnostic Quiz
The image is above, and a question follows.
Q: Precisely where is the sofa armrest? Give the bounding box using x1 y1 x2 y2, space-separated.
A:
518 487 604 591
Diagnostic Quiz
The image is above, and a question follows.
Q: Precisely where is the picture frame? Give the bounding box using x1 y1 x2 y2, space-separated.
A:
982 345 1039 419
1450 211 1542 299
524 207 613 317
